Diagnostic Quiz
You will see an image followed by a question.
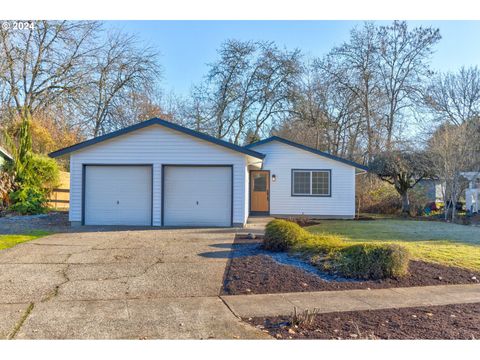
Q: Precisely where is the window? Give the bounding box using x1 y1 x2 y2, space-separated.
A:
292 170 331 196
253 173 267 191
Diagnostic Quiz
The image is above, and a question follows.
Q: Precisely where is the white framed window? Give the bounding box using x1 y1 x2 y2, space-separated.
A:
292 169 331 196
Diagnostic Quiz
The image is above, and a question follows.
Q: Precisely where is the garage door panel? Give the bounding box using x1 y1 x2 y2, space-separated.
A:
85 166 152 226
163 166 232 227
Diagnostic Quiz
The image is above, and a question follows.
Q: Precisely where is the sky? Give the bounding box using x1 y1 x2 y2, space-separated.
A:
106 20 480 96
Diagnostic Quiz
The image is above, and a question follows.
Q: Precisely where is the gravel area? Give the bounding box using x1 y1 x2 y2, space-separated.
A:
222 234 480 295
0 211 71 234
247 303 480 339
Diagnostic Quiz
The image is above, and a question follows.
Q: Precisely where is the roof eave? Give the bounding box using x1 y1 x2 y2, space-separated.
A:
246 136 368 171
49 118 265 160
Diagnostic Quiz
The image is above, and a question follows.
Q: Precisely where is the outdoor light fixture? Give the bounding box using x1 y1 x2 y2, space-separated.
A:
272 174 276 182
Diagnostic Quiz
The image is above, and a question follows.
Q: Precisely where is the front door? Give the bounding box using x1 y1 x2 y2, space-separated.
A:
250 170 270 214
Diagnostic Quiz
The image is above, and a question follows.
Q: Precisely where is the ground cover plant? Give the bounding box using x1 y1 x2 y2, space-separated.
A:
0 230 50 251
263 219 410 279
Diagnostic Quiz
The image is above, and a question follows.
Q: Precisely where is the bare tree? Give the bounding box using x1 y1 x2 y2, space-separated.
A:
0 21 100 126
188 40 301 144
376 21 441 149
284 65 361 158
316 23 385 162
424 66 480 126
428 121 480 221
74 31 161 137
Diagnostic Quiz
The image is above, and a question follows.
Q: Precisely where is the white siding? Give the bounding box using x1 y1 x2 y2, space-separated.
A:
69 125 249 226
251 141 356 218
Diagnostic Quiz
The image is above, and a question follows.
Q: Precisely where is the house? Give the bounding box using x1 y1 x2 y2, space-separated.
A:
461 172 480 214
49 118 367 227
416 179 445 204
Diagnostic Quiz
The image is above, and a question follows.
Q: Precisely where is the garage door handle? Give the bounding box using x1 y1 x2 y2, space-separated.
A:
196 201 199 205
117 200 119 205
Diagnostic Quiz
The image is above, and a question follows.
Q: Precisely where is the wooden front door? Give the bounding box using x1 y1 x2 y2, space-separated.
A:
250 171 270 213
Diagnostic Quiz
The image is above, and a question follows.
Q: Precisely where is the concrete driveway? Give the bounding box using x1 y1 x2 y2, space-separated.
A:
0 228 269 339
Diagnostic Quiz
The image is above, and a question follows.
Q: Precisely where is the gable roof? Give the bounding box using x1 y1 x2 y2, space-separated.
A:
49 118 265 160
245 136 368 171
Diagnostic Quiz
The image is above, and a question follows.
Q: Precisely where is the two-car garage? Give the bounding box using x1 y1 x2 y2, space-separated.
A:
50 118 265 227
83 164 232 227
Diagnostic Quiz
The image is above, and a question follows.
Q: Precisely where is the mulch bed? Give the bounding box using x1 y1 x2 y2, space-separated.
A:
222 235 480 295
247 303 480 339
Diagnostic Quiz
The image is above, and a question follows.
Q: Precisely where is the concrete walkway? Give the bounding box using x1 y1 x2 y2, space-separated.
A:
221 284 480 318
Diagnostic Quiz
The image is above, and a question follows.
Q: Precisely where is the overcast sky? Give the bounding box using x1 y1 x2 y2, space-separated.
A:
106 20 480 96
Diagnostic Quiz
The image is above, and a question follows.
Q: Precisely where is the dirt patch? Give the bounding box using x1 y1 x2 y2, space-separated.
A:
222 235 480 295
247 303 480 339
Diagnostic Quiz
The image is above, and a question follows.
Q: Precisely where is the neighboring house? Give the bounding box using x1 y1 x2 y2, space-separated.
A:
49 118 367 227
461 172 480 214
416 179 445 204
0 146 13 168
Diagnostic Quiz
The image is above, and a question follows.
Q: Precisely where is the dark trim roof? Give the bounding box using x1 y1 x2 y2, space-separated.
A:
245 136 368 171
49 118 265 160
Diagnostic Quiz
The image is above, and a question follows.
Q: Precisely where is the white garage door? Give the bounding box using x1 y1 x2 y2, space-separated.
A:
163 166 232 227
84 165 152 226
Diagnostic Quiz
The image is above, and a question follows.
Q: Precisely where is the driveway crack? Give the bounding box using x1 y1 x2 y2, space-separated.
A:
42 256 72 302
7 302 34 339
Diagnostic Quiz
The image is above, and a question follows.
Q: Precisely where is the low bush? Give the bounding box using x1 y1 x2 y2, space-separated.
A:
263 219 410 280
291 232 345 255
335 243 410 280
263 219 308 251
9 185 49 215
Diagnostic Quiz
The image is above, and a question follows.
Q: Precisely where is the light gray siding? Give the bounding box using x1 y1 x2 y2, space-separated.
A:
251 141 356 218
69 125 250 226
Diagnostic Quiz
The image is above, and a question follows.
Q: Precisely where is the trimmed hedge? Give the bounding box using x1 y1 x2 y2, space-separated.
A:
263 219 410 280
335 243 410 279
264 219 308 251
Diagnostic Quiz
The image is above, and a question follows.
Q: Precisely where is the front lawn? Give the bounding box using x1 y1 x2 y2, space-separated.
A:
0 231 51 251
308 220 480 271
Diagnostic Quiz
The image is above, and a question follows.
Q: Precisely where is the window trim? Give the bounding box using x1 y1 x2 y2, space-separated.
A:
291 169 332 197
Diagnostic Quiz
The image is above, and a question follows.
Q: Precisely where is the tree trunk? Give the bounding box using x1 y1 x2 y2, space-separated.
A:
401 191 410 216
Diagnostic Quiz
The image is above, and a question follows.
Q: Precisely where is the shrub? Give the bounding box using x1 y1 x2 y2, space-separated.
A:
263 219 410 280
335 243 410 280
20 154 60 191
9 185 49 215
356 174 401 215
5 154 60 215
291 232 345 255
263 219 309 251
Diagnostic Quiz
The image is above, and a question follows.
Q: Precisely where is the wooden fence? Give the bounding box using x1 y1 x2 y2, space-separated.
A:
48 188 70 209
48 171 70 209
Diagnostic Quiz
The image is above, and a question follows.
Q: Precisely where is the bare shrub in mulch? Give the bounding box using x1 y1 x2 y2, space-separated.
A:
222 234 480 295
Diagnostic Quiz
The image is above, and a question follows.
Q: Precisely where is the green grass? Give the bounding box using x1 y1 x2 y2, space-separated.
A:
308 220 480 271
0 231 51 251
